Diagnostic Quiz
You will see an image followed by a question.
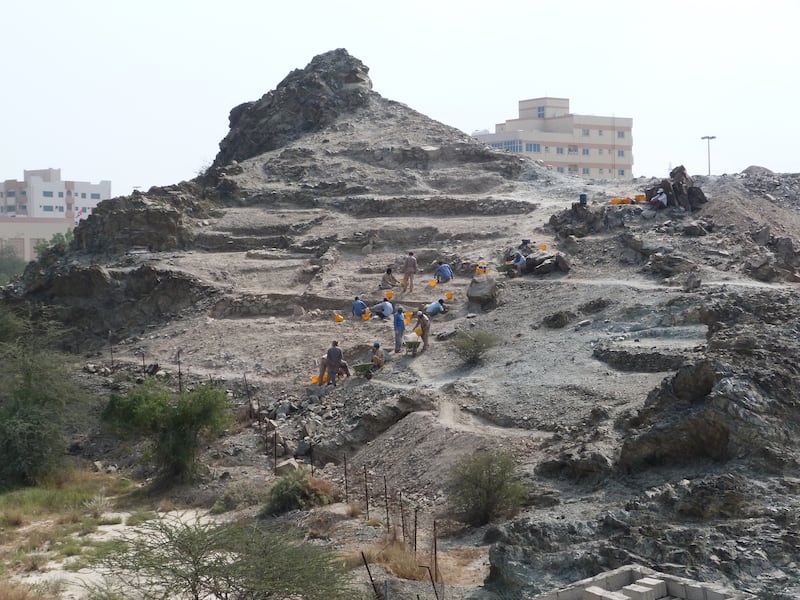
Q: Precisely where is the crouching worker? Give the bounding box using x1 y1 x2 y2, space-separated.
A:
371 341 385 371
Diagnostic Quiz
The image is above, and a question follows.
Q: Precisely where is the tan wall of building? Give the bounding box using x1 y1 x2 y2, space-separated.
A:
0 218 74 262
476 97 634 179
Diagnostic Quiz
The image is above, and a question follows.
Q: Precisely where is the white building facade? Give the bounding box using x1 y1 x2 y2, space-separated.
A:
474 97 633 179
0 169 112 261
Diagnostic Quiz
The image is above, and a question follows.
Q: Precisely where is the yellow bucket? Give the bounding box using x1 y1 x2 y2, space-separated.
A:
385 290 394 299
362 313 371 321
445 291 454 301
429 279 437 287
538 244 547 251
335 314 344 323
311 375 319 384
635 194 647 203
414 327 423 336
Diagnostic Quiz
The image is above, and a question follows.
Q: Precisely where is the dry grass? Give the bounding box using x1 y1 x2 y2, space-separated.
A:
344 536 430 582
0 510 25 528
307 477 340 503
0 581 59 599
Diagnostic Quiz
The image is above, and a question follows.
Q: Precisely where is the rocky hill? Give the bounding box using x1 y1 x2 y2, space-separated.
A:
6 49 800 599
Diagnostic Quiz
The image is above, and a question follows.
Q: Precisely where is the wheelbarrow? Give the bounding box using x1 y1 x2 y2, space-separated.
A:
352 363 377 379
404 340 421 356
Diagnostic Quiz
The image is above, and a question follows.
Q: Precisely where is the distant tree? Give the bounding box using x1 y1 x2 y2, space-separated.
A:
34 229 73 257
102 381 231 482
91 516 356 600
446 450 527 526
0 245 27 284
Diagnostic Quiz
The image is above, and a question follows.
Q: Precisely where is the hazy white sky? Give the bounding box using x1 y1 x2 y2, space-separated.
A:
3 0 798 196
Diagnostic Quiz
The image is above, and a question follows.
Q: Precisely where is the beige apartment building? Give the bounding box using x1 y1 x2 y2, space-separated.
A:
474 97 633 179
0 169 112 261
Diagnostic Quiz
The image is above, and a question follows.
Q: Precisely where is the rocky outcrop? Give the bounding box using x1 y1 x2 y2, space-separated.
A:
213 49 373 168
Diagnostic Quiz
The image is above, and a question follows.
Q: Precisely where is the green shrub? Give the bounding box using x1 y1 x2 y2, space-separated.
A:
0 306 85 487
102 382 231 483
450 329 498 366
262 470 335 516
91 516 354 599
211 481 268 514
446 450 526 526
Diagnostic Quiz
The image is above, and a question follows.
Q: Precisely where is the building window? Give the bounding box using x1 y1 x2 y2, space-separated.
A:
598 130 604 136
618 169 625 177
67 190 72 196
490 140 522 152
525 143 541 153
544 146 550 153
7 205 15 212
43 191 54 197
43 205 54 212
617 131 625 139
20 191 26 196
81 193 86 199
582 148 590 156
598 148 604 155
557 167 564 173
568 166 578 174
556 147 564 155
58 191 64 198
582 168 590 175
581 129 590 136
7 191 15 197
537 106 545 118
599 168 604 174
617 150 625 157
90 193 101 200
58 206 65 212
568 146 578 155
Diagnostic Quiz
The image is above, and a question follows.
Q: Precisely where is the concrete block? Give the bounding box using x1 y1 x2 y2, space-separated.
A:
665 579 687 598
637 577 668 597
556 588 582 600
603 569 636 590
703 588 728 600
622 583 658 600
685 583 706 600
583 586 629 600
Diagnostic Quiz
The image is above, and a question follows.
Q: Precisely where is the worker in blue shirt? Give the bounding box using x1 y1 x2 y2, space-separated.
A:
425 298 447 316
370 297 394 320
433 261 454 283
351 296 368 317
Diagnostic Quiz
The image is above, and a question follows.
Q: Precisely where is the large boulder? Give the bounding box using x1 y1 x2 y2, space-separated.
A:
213 49 373 168
467 276 498 309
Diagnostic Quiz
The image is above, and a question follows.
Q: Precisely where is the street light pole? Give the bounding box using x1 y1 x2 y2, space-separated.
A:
701 135 716 176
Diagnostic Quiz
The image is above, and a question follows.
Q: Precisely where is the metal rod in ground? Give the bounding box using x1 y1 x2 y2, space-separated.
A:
383 475 390 533
433 519 439 584
384 579 389 600
421 565 440 600
414 507 418 555
176 349 183 393
361 552 380 599
310 445 315 477
399 491 406 543
243 373 253 419
108 331 114 370
343 455 349 504
273 428 278 475
140 352 146 375
364 465 370 521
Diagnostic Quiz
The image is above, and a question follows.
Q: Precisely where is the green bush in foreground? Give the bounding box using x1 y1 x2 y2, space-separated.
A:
102 381 231 483
91 516 354 600
446 450 527 526
450 329 498 366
